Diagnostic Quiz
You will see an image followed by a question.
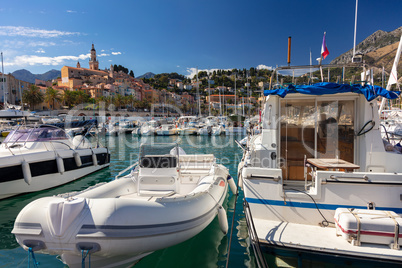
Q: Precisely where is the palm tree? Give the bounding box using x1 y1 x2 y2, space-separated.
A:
96 96 107 110
114 94 124 110
22 85 44 110
75 90 89 105
63 90 76 108
125 95 134 109
44 87 62 110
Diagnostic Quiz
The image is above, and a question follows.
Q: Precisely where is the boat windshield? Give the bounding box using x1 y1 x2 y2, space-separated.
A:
139 143 179 168
4 127 69 143
139 143 178 158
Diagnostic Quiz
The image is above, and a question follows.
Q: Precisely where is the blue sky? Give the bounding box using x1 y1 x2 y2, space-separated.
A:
1 0 401 78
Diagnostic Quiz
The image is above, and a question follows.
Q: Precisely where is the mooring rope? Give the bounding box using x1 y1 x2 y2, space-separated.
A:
27 247 39 268
81 249 91 268
225 167 241 268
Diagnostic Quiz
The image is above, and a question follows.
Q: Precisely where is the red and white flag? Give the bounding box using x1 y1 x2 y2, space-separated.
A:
321 32 329 59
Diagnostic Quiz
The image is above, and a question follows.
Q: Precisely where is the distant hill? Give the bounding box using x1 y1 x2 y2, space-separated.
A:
12 69 61 83
330 26 402 82
137 72 155 79
331 26 402 66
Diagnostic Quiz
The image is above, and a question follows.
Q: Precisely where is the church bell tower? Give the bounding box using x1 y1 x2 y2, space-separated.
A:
89 44 99 70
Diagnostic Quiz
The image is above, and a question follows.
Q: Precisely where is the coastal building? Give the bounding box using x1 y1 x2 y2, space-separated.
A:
176 81 184 90
0 72 31 105
143 89 160 103
207 94 238 103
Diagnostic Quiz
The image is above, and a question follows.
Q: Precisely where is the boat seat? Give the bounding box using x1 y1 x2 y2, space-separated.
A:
137 175 177 196
179 154 214 170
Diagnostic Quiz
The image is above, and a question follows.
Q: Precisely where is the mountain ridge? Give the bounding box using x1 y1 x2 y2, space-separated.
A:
11 69 61 84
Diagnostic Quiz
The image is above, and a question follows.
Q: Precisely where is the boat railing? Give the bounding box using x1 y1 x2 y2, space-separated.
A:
268 63 366 90
115 161 138 180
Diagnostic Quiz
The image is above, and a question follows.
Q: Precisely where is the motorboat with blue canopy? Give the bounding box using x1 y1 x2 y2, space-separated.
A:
239 64 402 267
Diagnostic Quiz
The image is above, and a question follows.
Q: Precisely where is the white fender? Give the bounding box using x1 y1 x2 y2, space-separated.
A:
56 156 65 174
92 153 98 166
73 152 82 167
217 206 228 235
21 160 32 185
227 176 237 195
239 167 246 190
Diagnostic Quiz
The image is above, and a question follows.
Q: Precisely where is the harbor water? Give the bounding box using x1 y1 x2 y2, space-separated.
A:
0 134 257 267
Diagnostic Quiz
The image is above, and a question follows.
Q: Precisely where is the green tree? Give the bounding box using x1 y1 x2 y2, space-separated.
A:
22 85 44 110
74 90 90 105
44 87 62 110
113 94 125 110
129 70 135 77
250 67 256 77
125 95 134 109
63 90 76 108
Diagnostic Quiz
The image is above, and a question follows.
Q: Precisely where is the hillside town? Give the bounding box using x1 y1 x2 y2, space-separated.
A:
0 44 261 116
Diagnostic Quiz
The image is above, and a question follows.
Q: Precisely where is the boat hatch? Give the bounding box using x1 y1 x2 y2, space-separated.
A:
280 98 355 181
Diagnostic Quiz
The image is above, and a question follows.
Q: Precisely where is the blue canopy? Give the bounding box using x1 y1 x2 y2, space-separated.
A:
264 82 400 101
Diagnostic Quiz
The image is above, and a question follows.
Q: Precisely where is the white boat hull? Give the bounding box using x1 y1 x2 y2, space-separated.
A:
0 148 110 199
13 155 229 267
156 130 176 136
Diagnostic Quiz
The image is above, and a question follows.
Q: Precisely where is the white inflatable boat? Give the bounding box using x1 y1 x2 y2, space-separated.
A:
12 143 234 268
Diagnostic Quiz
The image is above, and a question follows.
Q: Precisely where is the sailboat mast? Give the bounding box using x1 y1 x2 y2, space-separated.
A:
19 80 22 106
242 97 244 116
208 72 211 116
196 67 201 117
219 87 222 115
353 0 358 57
234 73 237 114
1 52 5 107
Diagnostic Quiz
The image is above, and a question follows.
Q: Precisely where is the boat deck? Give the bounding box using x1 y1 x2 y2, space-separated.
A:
253 218 402 262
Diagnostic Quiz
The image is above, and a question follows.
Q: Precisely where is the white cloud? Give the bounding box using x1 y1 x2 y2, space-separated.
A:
256 64 273 70
186 67 231 79
4 53 90 67
98 53 109 57
35 49 45 54
2 40 25 49
111 52 121 55
0 26 80 38
66 10 77 13
28 41 56 47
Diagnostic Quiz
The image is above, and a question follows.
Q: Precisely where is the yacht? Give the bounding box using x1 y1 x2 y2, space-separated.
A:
12 143 235 268
176 116 198 135
0 120 110 199
141 120 158 136
156 124 177 136
239 64 402 267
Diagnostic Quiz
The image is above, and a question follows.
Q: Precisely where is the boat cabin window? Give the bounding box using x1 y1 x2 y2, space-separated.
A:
4 127 68 143
280 99 354 180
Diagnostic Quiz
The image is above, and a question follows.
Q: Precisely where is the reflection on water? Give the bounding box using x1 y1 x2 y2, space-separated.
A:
0 134 254 267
